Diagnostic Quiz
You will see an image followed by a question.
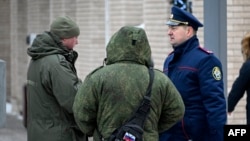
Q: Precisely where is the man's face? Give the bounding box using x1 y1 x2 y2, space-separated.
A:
62 36 78 50
167 25 192 47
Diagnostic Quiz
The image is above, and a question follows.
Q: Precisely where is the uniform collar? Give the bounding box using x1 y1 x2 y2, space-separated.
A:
173 35 199 56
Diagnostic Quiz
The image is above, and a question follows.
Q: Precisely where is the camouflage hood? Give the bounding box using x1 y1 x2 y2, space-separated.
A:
105 26 152 67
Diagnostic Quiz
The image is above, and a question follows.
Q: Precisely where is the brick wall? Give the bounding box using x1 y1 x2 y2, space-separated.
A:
75 0 106 79
0 0 28 115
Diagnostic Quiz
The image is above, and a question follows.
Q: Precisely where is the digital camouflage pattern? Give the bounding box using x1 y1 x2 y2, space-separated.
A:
105 26 152 67
73 26 185 141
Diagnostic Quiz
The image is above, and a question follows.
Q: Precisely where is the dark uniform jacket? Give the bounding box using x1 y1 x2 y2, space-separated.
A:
26 32 84 141
73 26 185 141
228 59 250 124
161 35 227 141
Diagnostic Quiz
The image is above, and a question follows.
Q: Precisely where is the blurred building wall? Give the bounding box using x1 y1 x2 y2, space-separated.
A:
0 60 6 127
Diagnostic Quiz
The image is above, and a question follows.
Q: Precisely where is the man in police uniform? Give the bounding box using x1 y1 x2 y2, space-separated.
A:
160 6 227 141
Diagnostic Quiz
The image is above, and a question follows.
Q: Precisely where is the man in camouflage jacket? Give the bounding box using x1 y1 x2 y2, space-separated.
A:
73 26 185 141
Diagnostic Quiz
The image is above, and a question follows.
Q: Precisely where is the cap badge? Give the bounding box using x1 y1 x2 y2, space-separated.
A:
170 14 173 19
212 66 222 80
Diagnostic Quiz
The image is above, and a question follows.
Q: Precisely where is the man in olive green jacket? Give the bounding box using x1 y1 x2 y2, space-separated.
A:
73 26 185 141
26 16 86 141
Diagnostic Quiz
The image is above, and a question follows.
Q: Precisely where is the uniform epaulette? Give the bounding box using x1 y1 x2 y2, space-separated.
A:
198 47 213 54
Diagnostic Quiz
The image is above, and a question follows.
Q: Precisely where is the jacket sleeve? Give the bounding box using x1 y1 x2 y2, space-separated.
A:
228 61 250 112
44 57 82 114
73 75 97 136
158 74 185 133
198 55 227 139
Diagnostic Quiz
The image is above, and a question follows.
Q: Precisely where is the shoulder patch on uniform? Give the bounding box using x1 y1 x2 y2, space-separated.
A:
199 47 213 54
212 66 222 80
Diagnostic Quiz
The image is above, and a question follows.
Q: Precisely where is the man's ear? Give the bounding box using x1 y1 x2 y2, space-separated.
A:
187 26 194 37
